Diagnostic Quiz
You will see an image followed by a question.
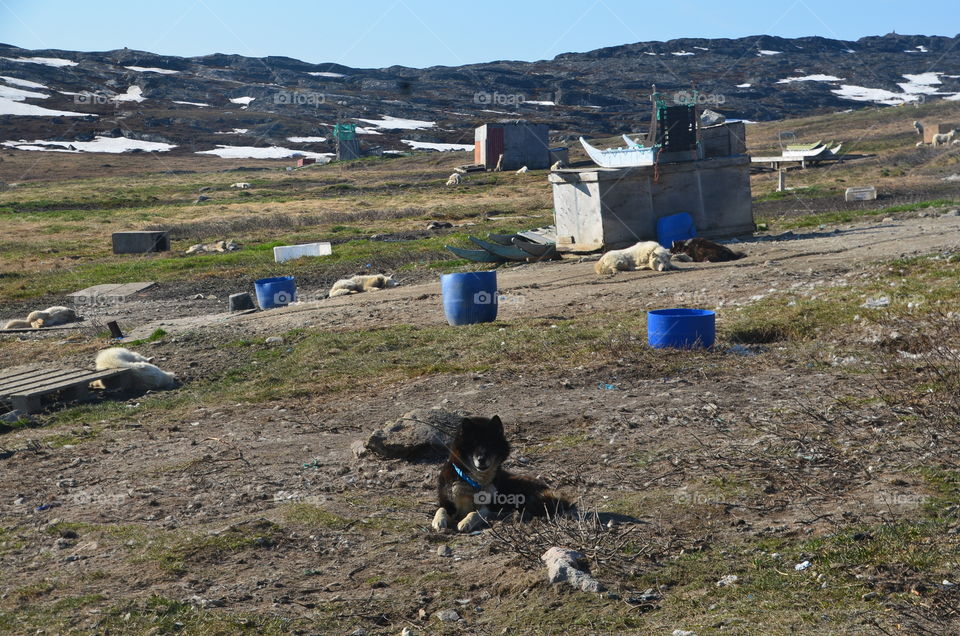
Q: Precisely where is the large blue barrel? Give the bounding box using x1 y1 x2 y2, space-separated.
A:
647 308 715 349
656 212 696 248
441 271 498 326
254 276 296 309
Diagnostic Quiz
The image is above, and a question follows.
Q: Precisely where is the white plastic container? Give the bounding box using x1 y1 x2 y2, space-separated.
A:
273 242 332 263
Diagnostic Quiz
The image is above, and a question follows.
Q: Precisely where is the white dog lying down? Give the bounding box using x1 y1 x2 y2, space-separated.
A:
329 274 398 298
2 306 80 329
27 306 78 328
94 347 177 390
594 241 679 274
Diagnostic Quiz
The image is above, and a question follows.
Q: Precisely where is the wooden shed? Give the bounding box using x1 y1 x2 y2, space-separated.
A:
474 122 550 171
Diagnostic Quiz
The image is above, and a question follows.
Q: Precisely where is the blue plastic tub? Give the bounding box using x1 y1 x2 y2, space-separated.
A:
647 308 715 349
441 271 498 326
656 212 697 248
254 276 296 309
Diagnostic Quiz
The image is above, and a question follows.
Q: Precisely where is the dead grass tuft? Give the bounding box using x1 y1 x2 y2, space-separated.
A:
145 207 426 240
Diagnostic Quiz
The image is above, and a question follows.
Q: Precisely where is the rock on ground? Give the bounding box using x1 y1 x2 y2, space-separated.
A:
433 609 460 622
362 408 462 460
541 546 605 593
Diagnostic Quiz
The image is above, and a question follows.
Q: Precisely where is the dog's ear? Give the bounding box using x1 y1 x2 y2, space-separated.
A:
489 415 504 433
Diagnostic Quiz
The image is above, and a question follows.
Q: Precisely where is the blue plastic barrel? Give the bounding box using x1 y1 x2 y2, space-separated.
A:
656 212 697 248
441 271 498 326
647 308 715 349
254 276 296 309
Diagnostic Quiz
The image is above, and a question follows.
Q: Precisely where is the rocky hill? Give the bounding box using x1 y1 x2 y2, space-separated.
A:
0 33 958 157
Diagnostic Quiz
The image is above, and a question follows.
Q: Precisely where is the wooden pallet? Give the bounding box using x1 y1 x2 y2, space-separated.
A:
0 366 131 413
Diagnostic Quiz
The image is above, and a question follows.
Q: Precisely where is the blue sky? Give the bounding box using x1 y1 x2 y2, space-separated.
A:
0 0 956 68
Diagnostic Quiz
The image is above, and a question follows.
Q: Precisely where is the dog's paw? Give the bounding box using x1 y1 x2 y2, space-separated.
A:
673 253 693 262
431 508 449 531
456 511 481 532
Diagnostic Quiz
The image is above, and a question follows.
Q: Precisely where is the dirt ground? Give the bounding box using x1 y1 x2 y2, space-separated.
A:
65 207 960 342
1 208 960 634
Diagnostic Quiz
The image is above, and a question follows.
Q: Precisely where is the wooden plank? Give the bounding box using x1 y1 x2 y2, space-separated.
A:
0 370 86 396
5 368 131 413
0 324 84 334
0 366 46 382
0 366 83 384
0 368 88 396
9 369 129 398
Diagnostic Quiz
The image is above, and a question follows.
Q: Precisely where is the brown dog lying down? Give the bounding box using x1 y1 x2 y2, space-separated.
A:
670 237 745 263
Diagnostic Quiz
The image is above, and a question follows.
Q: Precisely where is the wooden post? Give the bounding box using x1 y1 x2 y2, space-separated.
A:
107 321 124 339
777 169 785 192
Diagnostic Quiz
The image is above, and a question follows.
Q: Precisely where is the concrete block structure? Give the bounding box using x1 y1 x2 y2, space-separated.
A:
474 122 550 170
112 231 170 254
700 122 746 159
548 156 754 252
845 186 877 202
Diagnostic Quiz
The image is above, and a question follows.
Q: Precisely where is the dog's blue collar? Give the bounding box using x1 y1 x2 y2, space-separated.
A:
453 463 482 491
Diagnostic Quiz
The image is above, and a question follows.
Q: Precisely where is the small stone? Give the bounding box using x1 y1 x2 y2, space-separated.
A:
716 574 738 587
437 545 453 557
1 410 31 424
349 629 368 636
672 631 697 636
862 591 879 601
417 608 428 620
195 195 209 203
363 409 460 460
192 293 204 300
433 609 460 622
401 628 414 636
265 336 284 345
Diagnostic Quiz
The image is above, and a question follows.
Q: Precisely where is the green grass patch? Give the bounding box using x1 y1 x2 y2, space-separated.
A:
754 186 832 203
281 503 353 530
143 520 284 576
761 198 959 231
126 328 168 346
95 595 291 635
723 253 960 344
